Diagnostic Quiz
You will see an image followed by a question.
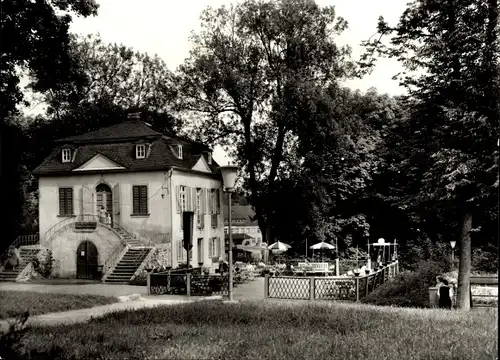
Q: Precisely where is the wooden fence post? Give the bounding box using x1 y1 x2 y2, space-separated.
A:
355 277 360 302
147 273 151 295
310 277 315 301
186 273 191 297
264 274 269 299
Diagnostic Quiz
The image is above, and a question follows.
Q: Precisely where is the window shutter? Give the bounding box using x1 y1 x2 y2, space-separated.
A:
66 188 73 215
191 187 197 211
177 239 182 261
200 189 205 228
208 190 214 214
59 188 65 215
176 185 181 213
140 185 148 214
186 187 192 212
216 237 221 256
132 186 140 214
216 189 221 214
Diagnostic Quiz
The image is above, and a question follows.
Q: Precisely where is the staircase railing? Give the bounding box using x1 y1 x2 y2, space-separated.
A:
111 221 151 247
102 242 128 276
42 214 133 248
131 247 156 281
101 244 130 282
41 216 80 245
0 234 40 265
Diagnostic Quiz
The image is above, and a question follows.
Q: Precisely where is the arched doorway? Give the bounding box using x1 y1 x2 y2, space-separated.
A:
76 241 98 279
96 183 112 223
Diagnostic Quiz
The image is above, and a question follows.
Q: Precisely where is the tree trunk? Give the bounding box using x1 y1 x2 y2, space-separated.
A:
457 211 473 310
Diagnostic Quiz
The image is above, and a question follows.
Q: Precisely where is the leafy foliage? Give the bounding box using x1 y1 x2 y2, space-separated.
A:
177 0 355 243
31 250 55 278
360 0 499 308
0 0 99 119
362 259 452 308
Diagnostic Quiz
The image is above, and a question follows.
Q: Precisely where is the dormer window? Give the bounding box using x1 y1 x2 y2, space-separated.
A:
177 145 183 159
136 144 146 159
62 148 72 163
207 152 212 165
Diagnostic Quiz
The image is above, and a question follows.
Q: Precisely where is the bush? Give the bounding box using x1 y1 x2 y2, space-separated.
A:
31 249 54 278
472 246 498 274
361 259 451 308
399 238 452 272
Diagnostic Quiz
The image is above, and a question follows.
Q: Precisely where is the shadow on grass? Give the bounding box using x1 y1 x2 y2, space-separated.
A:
5 300 497 360
0 291 117 320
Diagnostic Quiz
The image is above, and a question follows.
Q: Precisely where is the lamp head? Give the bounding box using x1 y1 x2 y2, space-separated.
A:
219 165 239 191
450 240 456 249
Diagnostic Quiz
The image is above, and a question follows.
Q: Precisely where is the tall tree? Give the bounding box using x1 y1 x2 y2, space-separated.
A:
0 0 99 120
26 34 180 172
176 0 354 244
361 0 499 309
44 34 178 124
0 0 99 247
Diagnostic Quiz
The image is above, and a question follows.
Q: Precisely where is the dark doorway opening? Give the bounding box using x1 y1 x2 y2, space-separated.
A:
76 240 98 279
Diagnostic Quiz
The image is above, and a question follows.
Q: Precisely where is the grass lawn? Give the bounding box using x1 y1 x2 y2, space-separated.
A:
0 290 117 320
12 300 498 360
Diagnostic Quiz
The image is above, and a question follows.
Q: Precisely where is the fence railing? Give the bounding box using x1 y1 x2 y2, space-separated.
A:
0 234 40 264
265 261 399 302
148 272 229 297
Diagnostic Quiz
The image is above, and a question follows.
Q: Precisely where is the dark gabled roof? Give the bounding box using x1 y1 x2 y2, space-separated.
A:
55 120 163 143
223 205 257 226
33 120 220 176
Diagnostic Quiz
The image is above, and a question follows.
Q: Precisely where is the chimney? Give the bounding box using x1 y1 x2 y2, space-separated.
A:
127 112 141 120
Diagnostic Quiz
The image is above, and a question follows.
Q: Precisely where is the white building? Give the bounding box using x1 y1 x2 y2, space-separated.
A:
31 120 225 281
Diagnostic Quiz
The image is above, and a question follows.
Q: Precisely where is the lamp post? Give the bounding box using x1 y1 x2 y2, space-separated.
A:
450 240 456 264
219 164 239 301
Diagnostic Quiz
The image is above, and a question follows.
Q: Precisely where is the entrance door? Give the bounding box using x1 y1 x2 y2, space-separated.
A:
96 183 113 223
76 241 98 279
197 238 203 265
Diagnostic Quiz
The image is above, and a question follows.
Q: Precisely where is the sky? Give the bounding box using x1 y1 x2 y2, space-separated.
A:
38 0 410 165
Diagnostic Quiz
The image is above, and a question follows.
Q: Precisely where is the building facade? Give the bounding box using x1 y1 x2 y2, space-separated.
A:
33 120 225 279
224 205 266 261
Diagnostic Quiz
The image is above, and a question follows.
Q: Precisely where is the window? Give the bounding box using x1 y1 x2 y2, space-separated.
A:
196 189 201 227
180 186 187 212
207 152 212 165
58 187 74 216
62 149 72 163
224 228 228 234
209 237 220 257
132 185 148 215
177 145 183 159
136 144 146 159
196 189 205 228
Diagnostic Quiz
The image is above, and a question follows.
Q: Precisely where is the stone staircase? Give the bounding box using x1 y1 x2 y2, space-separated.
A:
103 248 152 283
112 226 144 247
0 247 41 282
